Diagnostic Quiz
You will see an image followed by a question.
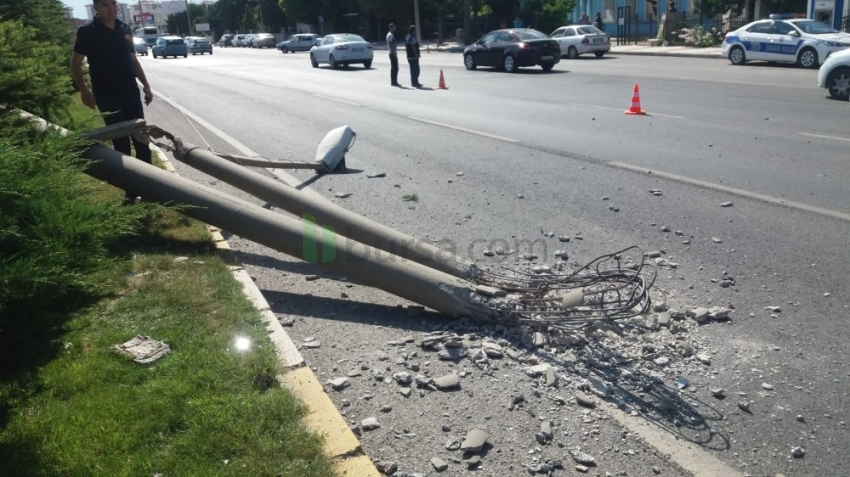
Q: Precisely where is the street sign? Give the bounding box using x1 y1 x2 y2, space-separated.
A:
133 12 154 23
195 23 210 32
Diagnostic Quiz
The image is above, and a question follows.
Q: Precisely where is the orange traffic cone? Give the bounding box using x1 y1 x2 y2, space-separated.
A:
438 69 448 90
624 84 646 115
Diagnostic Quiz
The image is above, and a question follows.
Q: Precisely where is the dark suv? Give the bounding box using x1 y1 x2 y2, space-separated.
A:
219 34 234 47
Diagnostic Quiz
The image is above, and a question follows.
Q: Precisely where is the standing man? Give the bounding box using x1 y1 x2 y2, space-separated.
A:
579 13 592 25
71 0 153 201
513 16 524 28
594 12 604 30
405 25 423 88
387 23 401 87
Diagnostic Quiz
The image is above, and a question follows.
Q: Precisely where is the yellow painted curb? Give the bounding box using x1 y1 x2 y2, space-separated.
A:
336 455 382 477
149 145 380 476
283 367 364 459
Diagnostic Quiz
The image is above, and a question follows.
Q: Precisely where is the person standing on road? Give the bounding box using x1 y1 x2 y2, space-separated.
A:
579 13 592 25
405 25 423 88
387 23 401 87
71 0 153 201
513 16 524 28
594 12 603 30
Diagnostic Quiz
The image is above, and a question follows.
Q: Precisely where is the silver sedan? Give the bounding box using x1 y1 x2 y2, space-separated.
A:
550 25 610 59
310 33 374 69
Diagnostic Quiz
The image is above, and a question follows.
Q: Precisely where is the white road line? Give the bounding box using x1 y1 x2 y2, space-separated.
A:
313 94 360 106
604 407 744 477
608 161 850 222
800 133 850 143
407 117 519 143
571 103 687 119
150 89 325 196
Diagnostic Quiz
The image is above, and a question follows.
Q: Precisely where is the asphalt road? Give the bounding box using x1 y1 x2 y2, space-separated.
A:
138 48 849 476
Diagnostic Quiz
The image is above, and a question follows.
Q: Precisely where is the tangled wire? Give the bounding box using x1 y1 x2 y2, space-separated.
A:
470 246 656 331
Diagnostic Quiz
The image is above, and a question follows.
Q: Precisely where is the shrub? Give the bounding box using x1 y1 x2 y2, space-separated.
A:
0 116 149 324
0 20 73 119
675 26 723 48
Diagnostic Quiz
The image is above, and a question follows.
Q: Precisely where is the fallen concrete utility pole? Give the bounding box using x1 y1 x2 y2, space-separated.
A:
80 143 509 322
22 111 654 330
157 135 478 280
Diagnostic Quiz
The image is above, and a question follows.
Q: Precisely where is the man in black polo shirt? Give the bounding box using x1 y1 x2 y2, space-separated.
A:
71 0 153 199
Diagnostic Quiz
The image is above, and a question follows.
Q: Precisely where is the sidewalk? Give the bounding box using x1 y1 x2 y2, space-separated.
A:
610 44 724 59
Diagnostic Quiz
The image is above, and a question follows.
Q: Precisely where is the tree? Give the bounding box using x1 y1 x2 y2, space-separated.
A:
0 0 71 47
0 20 71 118
243 3 259 31
167 3 207 35
521 0 575 33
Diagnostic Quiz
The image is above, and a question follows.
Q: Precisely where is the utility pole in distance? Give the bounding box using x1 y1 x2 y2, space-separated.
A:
185 0 193 35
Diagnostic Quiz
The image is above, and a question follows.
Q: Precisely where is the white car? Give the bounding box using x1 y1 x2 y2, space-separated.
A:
310 33 373 69
550 25 610 59
722 14 850 68
818 47 850 99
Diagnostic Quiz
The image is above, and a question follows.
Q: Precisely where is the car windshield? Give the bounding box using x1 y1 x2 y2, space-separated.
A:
578 26 603 34
335 34 365 42
792 20 839 34
514 29 548 40
166 39 184 45
257 34 272 38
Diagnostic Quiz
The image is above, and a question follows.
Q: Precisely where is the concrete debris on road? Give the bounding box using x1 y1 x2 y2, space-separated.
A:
569 449 597 466
334 192 352 198
431 456 448 471
460 429 489 453
361 416 381 430
720 201 733 207
366 172 386 178
433 374 461 390
792 447 806 458
329 377 350 390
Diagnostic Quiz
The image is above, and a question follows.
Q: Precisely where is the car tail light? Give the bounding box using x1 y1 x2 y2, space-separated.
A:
335 45 349 50
367 44 373 49
581 38 589 44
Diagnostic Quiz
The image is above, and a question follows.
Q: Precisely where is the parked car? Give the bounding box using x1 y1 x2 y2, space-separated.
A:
152 36 187 58
133 36 148 55
310 33 374 69
463 28 560 72
818 47 850 99
276 33 319 53
252 33 276 48
186 37 213 55
240 34 254 47
722 14 850 68
550 25 610 58
219 34 234 47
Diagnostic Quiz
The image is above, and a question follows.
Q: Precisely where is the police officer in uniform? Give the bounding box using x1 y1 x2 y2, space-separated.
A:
71 0 153 200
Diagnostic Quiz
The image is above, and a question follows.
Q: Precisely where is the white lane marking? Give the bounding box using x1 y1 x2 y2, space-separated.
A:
407 117 518 143
800 133 850 143
313 94 359 106
604 407 744 477
150 89 325 195
571 103 686 119
609 161 850 222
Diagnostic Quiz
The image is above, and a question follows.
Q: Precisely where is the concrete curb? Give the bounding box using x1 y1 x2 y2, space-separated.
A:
610 49 725 59
152 145 380 477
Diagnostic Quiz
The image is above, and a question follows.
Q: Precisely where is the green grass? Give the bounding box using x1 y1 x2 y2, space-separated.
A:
402 193 419 202
0 96 337 477
0 207 337 477
55 92 106 132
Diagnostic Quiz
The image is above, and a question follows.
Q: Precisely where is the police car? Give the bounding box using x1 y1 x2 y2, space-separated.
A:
721 14 850 68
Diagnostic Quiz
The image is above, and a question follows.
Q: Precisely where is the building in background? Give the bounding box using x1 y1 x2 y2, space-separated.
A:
127 0 187 35
806 0 849 30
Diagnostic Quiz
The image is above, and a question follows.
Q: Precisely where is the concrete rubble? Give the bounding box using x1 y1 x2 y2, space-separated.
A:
308 277 737 474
